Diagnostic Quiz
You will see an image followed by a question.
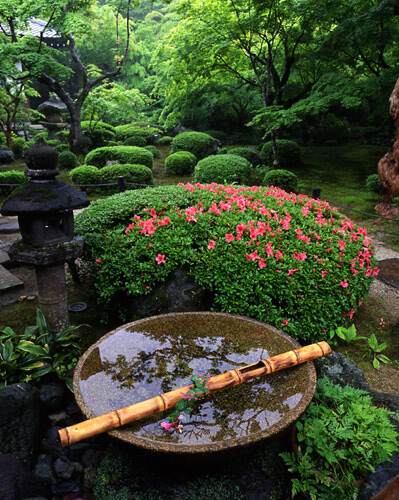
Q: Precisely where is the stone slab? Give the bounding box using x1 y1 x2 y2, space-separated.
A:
0 249 9 264
0 265 23 293
0 217 19 234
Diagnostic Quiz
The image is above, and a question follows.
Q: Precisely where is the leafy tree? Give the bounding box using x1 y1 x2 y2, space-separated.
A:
0 0 133 153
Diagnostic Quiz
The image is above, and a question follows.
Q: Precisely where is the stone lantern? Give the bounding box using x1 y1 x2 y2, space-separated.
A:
0 140 89 330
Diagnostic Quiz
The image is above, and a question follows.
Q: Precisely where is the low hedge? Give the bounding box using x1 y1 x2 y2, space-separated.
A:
81 121 116 148
75 183 377 342
264 169 298 193
171 132 217 160
228 147 260 166
124 136 147 147
165 151 197 176
157 136 173 146
144 145 161 158
260 140 302 169
70 165 100 185
58 151 78 170
365 174 382 194
194 154 253 184
0 170 27 194
115 124 162 144
12 137 26 159
84 146 153 170
100 164 154 187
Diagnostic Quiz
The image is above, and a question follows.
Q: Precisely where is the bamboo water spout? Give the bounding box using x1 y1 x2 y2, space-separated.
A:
59 341 331 446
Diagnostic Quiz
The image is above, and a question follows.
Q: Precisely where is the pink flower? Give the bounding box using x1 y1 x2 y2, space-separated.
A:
287 268 299 276
161 414 184 431
321 270 328 278
258 259 267 269
339 280 349 288
95 259 101 263
293 251 307 261
281 320 288 327
225 233 235 243
156 254 166 265
208 240 216 250
150 208 157 217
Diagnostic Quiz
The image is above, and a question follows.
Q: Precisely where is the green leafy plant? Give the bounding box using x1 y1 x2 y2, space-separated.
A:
161 372 211 431
194 154 253 184
260 140 302 168
264 169 298 192
362 318 392 370
165 150 197 176
281 377 399 500
0 309 82 390
58 150 78 170
328 323 365 345
365 174 382 194
84 145 153 169
171 131 217 160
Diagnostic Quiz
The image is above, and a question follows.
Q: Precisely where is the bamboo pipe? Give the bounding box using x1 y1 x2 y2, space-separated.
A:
59 341 331 446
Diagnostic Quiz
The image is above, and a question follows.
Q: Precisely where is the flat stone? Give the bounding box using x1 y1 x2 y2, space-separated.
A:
0 219 19 234
0 265 23 293
0 249 10 264
377 258 399 288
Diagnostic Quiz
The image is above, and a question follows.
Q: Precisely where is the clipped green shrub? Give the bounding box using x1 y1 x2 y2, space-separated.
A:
144 145 161 158
76 184 377 340
366 174 382 194
205 130 228 144
229 131 254 145
12 137 26 159
264 169 298 193
216 147 229 155
100 164 154 187
124 136 146 147
84 146 153 170
58 150 78 170
194 154 252 184
157 136 173 146
81 120 116 148
0 170 26 193
281 377 398 499
260 140 302 169
115 124 162 144
70 165 100 185
171 132 217 160
229 147 260 166
165 151 197 176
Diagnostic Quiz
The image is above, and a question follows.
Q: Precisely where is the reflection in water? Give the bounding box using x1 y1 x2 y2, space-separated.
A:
78 315 309 447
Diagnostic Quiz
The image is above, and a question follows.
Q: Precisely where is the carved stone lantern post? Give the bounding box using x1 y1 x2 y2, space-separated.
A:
0 140 89 330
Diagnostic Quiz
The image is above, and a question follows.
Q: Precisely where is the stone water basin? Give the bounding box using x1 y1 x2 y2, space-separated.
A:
74 312 316 455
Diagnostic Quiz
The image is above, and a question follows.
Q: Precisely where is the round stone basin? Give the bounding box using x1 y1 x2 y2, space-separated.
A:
74 312 316 455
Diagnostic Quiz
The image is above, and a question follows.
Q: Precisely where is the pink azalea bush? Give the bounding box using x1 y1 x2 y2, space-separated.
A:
75 184 378 342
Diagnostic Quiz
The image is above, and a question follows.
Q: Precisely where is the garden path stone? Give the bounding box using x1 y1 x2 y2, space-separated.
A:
0 264 23 293
0 215 19 233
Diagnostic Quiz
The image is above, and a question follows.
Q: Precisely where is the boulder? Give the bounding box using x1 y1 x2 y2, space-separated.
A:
0 150 15 164
0 453 49 500
130 268 212 320
357 453 399 500
39 381 66 412
0 383 41 464
313 351 371 391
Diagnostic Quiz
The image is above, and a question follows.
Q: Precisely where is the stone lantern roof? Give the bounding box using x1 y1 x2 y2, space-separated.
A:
1 140 89 216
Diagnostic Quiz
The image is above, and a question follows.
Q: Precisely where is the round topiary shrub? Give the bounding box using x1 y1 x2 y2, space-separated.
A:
229 147 260 166
365 174 382 194
165 151 197 176
99 164 154 187
84 146 153 170
115 124 162 144
264 169 298 193
144 145 161 158
157 136 173 146
58 150 78 170
216 147 229 155
171 132 217 160
70 165 100 185
124 136 147 147
0 170 27 194
260 140 302 169
12 137 26 159
81 121 116 148
75 183 377 341
194 154 252 184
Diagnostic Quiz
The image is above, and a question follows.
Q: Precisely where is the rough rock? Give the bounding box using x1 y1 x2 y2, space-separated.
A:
0 150 15 164
130 268 212 319
313 351 371 391
371 391 399 413
0 453 49 500
39 381 66 412
54 455 74 480
0 383 41 463
357 453 399 500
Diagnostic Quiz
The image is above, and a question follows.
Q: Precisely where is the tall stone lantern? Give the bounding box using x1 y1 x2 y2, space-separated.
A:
0 140 89 330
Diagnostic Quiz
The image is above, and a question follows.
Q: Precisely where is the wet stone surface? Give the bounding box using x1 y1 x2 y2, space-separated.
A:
76 312 316 454
377 258 399 288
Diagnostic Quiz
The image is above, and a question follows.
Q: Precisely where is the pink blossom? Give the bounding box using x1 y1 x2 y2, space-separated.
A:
339 280 349 288
293 251 307 261
281 320 288 327
156 254 166 265
287 268 299 276
321 270 328 278
208 240 216 250
225 233 235 243
161 414 184 431
95 259 101 263
258 259 267 269
150 208 157 217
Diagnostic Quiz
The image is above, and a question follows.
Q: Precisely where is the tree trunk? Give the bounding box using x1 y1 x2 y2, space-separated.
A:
376 77 399 217
69 107 83 154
